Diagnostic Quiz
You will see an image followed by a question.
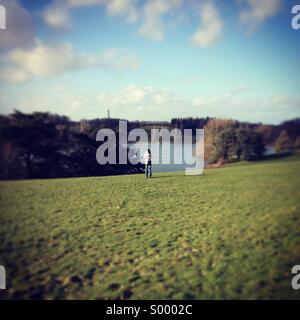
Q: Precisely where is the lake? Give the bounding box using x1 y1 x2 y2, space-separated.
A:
129 142 200 172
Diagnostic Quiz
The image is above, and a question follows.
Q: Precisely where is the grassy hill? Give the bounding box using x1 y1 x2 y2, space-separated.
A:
0 156 300 299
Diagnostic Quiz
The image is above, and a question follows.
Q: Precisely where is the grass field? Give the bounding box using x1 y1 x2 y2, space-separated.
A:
0 156 300 300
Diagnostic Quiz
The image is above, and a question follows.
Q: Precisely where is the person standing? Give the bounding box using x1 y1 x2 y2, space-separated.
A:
143 148 152 178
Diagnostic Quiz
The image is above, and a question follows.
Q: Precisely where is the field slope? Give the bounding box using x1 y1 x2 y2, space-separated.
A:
0 156 300 299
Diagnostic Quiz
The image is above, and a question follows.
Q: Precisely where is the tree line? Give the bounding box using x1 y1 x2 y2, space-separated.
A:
0 111 143 180
0 111 299 179
204 118 300 163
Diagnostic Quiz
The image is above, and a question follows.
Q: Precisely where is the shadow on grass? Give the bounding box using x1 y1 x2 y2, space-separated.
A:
256 152 294 162
213 152 297 169
150 173 207 179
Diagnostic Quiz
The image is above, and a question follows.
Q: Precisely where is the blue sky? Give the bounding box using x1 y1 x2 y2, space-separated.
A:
0 0 299 124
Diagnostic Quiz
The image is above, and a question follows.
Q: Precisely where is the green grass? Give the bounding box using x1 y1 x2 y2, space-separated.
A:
0 156 300 300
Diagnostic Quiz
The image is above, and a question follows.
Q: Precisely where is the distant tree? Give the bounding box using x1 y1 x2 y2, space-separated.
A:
0 111 61 178
59 132 143 177
275 130 293 153
0 140 22 179
170 117 209 133
279 119 300 141
256 124 278 146
236 128 265 160
80 119 91 134
294 136 300 150
215 128 237 161
0 111 143 179
204 118 237 163
215 128 264 162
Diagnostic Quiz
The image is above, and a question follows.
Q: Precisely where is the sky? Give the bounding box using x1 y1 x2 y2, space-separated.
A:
0 0 299 124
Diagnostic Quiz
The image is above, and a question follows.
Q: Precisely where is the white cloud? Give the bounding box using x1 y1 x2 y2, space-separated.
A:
138 0 182 41
0 0 35 52
97 85 186 119
106 0 139 23
0 86 98 118
66 0 103 7
43 4 71 29
0 40 139 83
239 0 282 32
192 89 300 124
2 83 299 124
192 2 223 47
43 0 139 28
43 0 183 40
41 0 228 47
